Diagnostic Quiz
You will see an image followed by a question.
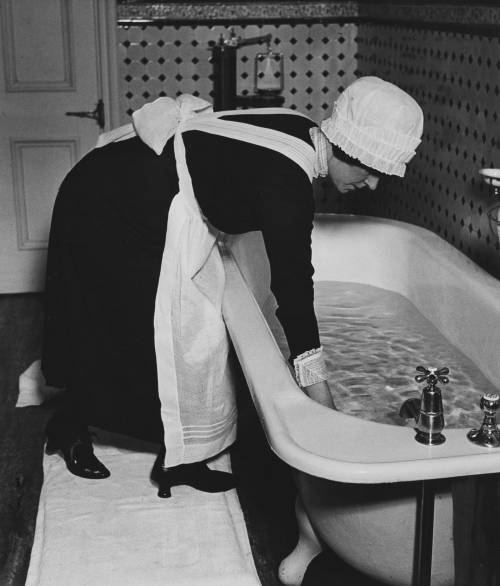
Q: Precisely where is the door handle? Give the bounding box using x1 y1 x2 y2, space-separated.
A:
66 99 105 129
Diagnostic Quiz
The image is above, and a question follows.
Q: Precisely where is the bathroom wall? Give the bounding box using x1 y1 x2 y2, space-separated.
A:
116 2 500 280
320 5 500 279
117 21 358 126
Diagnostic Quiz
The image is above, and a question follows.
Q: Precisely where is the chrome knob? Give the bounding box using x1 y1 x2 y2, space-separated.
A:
467 393 500 448
480 393 500 412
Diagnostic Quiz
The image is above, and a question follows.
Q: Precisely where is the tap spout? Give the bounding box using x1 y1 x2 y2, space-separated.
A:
399 397 420 421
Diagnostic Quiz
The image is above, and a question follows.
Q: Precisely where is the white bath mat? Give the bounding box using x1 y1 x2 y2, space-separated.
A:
26 442 260 586
21 413 259 586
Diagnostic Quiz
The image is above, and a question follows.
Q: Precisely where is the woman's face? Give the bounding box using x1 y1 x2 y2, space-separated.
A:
327 155 380 194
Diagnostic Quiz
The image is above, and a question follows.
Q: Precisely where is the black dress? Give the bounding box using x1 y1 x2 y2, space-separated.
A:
42 113 321 444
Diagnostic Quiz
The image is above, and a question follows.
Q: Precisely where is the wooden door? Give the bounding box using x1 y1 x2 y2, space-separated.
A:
0 0 119 293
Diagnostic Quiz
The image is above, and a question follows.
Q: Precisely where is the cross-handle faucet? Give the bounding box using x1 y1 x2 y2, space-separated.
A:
467 393 500 448
414 366 449 445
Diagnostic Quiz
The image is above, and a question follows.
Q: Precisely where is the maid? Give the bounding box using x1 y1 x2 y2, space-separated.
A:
42 76 423 497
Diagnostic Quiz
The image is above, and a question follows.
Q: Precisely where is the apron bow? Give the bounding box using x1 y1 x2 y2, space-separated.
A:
132 94 213 155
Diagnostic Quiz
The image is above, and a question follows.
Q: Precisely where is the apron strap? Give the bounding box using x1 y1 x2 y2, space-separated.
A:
181 116 317 182
211 106 313 120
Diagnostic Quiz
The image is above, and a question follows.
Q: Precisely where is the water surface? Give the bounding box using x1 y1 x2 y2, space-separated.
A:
272 281 496 428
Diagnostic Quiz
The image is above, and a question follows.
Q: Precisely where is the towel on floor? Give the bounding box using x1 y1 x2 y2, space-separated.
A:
17 360 64 407
26 441 260 586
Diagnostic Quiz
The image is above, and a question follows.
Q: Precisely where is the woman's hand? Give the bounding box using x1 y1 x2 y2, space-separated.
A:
302 380 337 410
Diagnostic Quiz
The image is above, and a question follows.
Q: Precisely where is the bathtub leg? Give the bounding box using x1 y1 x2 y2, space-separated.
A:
278 497 323 586
414 479 436 586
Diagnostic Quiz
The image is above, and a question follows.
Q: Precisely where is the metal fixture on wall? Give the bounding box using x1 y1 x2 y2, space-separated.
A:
118 23 357 122
254 42 284 96
210 30 285 111
479 168 500 241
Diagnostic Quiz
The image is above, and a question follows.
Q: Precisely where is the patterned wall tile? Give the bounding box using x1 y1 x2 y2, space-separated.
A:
358 3 500 29
324 25 500 279
116 16 500 281
117 22 358 125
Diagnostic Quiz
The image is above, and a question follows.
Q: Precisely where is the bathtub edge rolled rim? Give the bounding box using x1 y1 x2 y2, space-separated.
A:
222 213 500 484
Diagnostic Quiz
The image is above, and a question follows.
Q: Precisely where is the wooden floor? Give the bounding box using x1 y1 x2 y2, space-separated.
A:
0 294 48 586
0 294 384 586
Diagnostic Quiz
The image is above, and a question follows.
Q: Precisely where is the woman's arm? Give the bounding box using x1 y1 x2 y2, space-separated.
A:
258 169 319 357
303 380 337 409
257 167 336 408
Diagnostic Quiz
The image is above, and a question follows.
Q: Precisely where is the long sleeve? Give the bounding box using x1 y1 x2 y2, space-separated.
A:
257 167 320 360
182 113 321 361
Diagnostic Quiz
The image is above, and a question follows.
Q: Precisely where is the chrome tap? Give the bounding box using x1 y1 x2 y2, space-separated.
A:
467 393 500 448
413 366 449 445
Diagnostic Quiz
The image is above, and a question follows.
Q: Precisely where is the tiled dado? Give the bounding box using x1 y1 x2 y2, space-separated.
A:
323 24 500 279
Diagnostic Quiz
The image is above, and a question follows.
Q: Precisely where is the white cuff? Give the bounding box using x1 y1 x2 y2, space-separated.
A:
293 347 328 387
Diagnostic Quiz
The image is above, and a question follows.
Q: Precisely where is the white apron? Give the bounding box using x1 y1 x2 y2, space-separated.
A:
97 96 317 466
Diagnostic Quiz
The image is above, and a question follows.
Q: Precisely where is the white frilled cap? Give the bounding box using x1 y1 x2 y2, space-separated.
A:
320 76 424 177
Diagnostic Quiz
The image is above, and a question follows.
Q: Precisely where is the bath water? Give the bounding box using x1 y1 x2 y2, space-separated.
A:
273 281 496 428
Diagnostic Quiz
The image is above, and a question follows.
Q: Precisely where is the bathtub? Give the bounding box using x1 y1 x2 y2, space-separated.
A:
221 214 500 586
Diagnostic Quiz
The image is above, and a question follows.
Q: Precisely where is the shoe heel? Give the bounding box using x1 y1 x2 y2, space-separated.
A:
151 447 173 498
152 467 174 498
45 435 60 456
157 480 172 499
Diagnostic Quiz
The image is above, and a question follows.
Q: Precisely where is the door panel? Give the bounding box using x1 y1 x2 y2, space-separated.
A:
10 139 78 249
0 0 118 292
3 0 74 92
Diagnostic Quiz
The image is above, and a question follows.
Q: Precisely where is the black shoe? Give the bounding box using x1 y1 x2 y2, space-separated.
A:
151 449 237 498
45 426 110 480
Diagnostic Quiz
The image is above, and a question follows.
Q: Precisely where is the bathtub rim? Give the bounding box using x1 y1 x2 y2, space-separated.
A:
222 214 500 484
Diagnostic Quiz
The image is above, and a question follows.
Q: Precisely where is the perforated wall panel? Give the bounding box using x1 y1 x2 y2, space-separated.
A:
117 22 358 125
322 25 500 279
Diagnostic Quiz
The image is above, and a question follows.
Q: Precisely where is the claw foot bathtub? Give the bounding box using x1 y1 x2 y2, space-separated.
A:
221 214 500 586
